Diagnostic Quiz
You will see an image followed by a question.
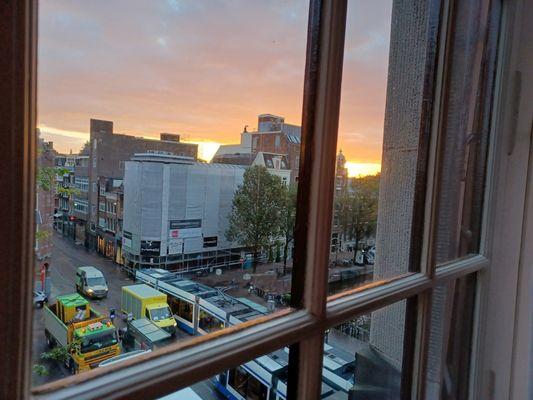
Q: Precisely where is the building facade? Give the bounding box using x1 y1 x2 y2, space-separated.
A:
212 114 301 182
64 119 198 264
35 136 56 260
53 153 76 240
250 152 291 185
122 153 246 271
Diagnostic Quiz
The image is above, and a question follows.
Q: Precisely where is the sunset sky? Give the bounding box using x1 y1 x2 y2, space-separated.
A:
38 0 391 177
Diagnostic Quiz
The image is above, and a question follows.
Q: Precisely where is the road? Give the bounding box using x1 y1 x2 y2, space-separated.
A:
32 232 222 399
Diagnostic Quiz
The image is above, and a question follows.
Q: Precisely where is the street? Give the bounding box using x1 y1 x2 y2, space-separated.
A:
32 233 222 399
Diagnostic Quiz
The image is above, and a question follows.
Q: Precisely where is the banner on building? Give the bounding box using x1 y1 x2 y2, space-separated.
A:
122 230 132 248
168 238 184 255
169 219 202 239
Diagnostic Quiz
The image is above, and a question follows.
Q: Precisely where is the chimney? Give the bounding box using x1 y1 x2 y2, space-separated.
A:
90 119 113 135
160 133 180 142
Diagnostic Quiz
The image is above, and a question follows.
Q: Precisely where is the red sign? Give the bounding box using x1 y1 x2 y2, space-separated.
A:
40 265 46 290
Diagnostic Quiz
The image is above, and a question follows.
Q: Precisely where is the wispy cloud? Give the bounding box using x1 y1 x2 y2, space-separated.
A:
38 0 392 163
38 125 89 140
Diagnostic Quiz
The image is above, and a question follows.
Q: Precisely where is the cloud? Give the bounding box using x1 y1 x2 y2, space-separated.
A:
38 0 392 164
38 124 89 140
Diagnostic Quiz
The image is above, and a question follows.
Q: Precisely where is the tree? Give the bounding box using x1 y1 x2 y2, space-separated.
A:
33 339 81 376
226 166 286 273
280 184 297 275
79 141 90 155
337 174 380 263
35 166 78 248
37 166 74 193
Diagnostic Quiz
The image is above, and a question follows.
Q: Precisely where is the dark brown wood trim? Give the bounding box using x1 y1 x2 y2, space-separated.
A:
288 0 347 398
289 0 321 313
408 0 444 274
400 295 419 399
0 0 37 399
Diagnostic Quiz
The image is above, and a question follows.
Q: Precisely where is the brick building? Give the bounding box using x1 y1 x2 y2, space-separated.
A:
53 153 76 239
35 135 56 260
250 114 301 182
212 114 301 181
69 119 198 264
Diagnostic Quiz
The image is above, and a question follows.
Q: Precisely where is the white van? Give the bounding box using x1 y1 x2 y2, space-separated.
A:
75 266 108 299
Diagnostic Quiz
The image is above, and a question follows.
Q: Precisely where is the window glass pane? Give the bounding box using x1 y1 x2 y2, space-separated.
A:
33 0 308 387
425 274 477 399
322 300 412 399
157 382 220 400
434 0 498 264
329 0 432 295
213 347 290 400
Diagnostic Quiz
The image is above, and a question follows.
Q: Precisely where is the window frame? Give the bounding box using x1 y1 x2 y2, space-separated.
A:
0 0 513 399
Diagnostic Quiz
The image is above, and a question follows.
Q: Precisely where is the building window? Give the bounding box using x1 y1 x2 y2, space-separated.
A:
99 202 105 212
203 236 217 248
252 136 259 152
74 177 89 192
73 199 88 214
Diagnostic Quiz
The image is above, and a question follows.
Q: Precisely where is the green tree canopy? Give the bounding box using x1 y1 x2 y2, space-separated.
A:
337 174 380 261
280 183 297 274
226 165 286 272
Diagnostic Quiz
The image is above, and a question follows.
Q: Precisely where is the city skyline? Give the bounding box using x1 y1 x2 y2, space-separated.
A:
38 0 391 177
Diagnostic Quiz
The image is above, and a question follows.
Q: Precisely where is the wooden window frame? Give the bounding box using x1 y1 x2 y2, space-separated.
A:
0 0 509 399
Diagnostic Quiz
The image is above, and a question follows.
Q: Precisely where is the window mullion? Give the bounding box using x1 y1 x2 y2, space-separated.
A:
0 1 37 399
287 0 347 398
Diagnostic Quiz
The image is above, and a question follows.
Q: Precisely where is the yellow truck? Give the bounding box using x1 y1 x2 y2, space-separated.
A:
121 284 176 335
44 293 120 374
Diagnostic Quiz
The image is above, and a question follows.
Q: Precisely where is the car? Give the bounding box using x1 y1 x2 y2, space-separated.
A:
75 266 109 299
341 259 352 267
33 290 48 308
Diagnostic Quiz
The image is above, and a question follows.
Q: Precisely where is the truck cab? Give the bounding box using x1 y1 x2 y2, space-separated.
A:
72 321 119 370
76 266 108 299
145 303 174 328
44 293 120 374
121 284 177 335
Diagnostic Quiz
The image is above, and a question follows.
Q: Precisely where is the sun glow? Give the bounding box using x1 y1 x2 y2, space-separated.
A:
181 140 221 162
345 162 381 178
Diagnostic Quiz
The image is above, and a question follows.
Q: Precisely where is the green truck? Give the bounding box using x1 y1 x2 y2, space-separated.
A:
44 293 120 374
121 284 177 335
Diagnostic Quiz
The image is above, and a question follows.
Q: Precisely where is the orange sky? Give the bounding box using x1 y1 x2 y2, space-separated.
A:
38 1 392 174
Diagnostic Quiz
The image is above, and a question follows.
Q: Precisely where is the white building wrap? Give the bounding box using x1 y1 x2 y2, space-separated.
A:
122 154 245 269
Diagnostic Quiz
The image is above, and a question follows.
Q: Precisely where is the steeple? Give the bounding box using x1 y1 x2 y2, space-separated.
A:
336 149 346 169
